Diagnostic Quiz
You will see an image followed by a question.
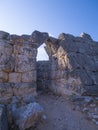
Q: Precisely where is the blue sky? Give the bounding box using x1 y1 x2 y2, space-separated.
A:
0 0 98 60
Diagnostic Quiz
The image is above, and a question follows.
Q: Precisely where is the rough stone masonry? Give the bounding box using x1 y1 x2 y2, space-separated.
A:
0 30 48 130
45 33 98 96
0 30 98 129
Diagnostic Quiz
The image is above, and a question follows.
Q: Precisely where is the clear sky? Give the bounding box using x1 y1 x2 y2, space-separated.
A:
0 0 98 60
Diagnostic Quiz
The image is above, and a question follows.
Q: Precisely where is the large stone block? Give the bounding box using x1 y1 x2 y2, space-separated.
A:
0 83 13 104
0 40 14 72
1 56 15 72
15 55 36 72
14 43 37 58
50 78 82 96
0 104 8 130
31 30 49 47
12 102 43 130
0 31 9 39
22 71 36 82
9 73 22 83
0 71 8 82
0 39 12 56
51 70 67 79
12 82 37 97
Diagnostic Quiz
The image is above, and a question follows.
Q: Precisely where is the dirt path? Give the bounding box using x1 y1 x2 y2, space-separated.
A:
36 92 98 130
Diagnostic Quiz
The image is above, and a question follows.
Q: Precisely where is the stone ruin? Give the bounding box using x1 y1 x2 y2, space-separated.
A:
0 30 98 129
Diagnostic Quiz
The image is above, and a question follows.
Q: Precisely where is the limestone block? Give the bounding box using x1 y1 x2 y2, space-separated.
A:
0 54 6 65
0 39 12 56
14 44 37 58
80 32 93 41
78 70 93 86
31 30 49 45
22 71 36 82
0 40 13 72
15 55 36 72
58 33 75 41
0 83 13 101
0 71 8 82
2 56 15 72
59 40 78 53
9 73 21 83
73 54 95 71
50 79 69 96
0 31 9 39
12 82 37 97
51 70 67 79
12 102 43 130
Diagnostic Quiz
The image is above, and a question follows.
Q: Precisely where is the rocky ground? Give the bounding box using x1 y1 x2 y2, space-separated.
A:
34 92 98 130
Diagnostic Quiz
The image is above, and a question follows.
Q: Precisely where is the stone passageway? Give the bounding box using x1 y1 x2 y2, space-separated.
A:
35 92 98 130
1 30 98 130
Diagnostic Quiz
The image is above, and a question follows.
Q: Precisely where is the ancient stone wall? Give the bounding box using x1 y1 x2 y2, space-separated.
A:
0 30 49 105
0 30 49 130
45 33 98 96
0 32 36 105
37 61 51 91
0 30 98 98
0 30 98 129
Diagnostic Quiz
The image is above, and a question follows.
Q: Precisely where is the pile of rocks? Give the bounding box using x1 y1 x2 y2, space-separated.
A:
71 95 98 125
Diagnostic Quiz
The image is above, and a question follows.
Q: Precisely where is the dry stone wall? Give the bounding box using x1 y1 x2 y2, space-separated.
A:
0 31 37 104
37 61 51 91
45 33 98 96
0 30 48 105
0 30 49 130
0 30 98 129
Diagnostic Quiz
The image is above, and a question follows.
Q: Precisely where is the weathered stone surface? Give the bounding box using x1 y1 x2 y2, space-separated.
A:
0 39 12 55
0 31 9 40
22 94 35 104
31 30 49 47
9 73 22 83
0 39 14 73
0 83 36 104
80 32 93 41
3 56 15 72
12 102 43 130
22 71 36 82
0 30 98 128
0 71 8 82
14 43 37 56
0 104 8 130
0 83 13 99
71 95 93 102
12 82 37 97
37 61 51 91
45 32 98 96
15 55 36 72
58 33 75 41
